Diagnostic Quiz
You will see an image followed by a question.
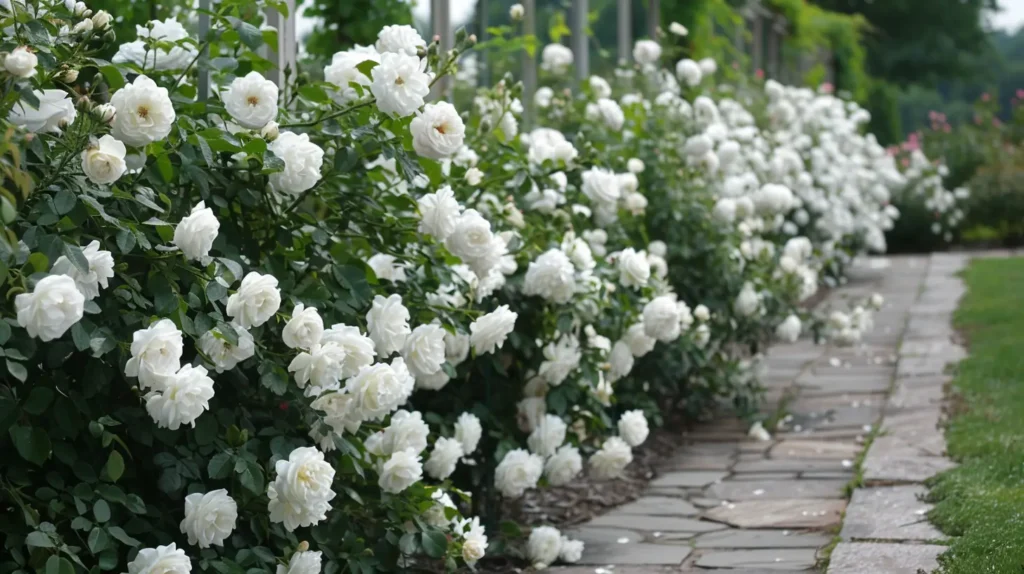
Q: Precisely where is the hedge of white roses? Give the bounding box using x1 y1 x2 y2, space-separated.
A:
0 1 956 572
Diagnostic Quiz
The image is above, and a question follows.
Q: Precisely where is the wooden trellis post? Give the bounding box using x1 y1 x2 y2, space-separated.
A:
197 0 211 101
617 0 631 66
263 0 297 89
431 0 453 101
477 0 489 87
646 0 659 39
571 0 589 81
522 0 537 126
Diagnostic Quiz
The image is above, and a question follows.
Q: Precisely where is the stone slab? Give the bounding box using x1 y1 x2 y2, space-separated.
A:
588 513 727 534
695 528 831 549
695 549 817 570
733 458 852 473
576 543 692 565
827 542 944 574
566 526 644 545
707 479 847 501
862 451 956 483
841 486 943 542
704 499 847 528
650 470 728 488
770 440 862 460
615 496 700 517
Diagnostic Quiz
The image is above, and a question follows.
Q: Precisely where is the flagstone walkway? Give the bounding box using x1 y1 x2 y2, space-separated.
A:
552 252 979 573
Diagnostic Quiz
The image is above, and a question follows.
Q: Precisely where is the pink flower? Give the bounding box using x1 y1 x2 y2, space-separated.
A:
755 69 764 79
821 82 834 94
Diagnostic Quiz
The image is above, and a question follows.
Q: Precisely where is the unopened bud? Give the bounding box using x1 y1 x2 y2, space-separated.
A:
432 34 441 43
73 1 87 16
260 120 279 141
467 34 477 45
509 3 525 20
83 8 93 17
93 103 116 124
61 68 79 83
92 10 112 30
296 541 310 552
72 19 93 34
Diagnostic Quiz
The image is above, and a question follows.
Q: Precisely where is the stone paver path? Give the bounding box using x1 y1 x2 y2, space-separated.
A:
553 253 976 573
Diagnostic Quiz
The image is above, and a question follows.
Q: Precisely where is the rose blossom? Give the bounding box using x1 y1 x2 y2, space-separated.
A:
282 303 324 350
81 135 127 184
469 305 517 354
366 294 411 357
378 449 423 493
222 71 279 129
14 274 85 342
124 318 183 389
145 364 215 430
424 436 464 479
50 240 115 300
410 101 465 159
544 445 582 486
226 272 281 328
180 489 237 548
494 448 543 498
268 131 324 194
173 201 220 262
267 446 336 531
110 75 176 147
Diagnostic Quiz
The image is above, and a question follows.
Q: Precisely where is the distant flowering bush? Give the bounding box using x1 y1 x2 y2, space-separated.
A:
0 0 948 572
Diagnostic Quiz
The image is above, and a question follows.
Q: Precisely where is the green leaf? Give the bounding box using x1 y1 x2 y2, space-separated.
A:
236 21 264 50
238 460 264 494
0 321 10 345
25 531 54 548
87 526 109 553
99 65 124 91
23 386 54 415
46 555 74 574
206 280 227 302
420 529 448 558
208 452 233 479
356 59 379 77
93 499 111 523
105 451 124 482
398 532 419 555
63 242 91 274
27 252 49 273
116 229 136 254
71 517 92 531
53 189 77 215
10 425 50 465
262 150 285 173
299 84 330 103
71 322 92 351
156 154 174 183
107 526 141 546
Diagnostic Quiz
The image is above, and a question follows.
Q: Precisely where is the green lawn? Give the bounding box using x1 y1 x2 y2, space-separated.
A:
928 256 1024 573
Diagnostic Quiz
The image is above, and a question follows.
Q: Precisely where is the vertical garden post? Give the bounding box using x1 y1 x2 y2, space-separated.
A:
571 0 589 81
522 0 537 126
197 0 210 101
264 0 297 89
617 0 632 65
646 0 659 39
431 0 453 101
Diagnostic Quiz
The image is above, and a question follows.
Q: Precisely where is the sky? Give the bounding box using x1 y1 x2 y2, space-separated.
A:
990 0 1024 32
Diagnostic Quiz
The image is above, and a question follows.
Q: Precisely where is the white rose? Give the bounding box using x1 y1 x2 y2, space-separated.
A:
268 131 324 194
424 436 464 479
693 323 711 348
540 43 574 73
523 248 576 304
627 158 645 173
110 75 175 147
632 39 662 65
494 448 543 498
411 101 465 159
324 47 379 104
124 318 183 389
676 58 703 86
445 330 470 366
366 294 411 357
527 414 567 457
379 449 423 493
281 303 324 350
776 314 802 343
417 185 462 241
538 335 581 386
80 135 127 184
534 86 554 108
618 410 649 447
4 46 37 77
559 537 584 563
734 282 761 317
226 272 281 328
423 490 456 528
124 544 191 574
92 10 113 29
623 322 656 357
288 342 347 396
735 196 755 218
586 98 625 131
713 198 737 223
465 167 484 186
414 369 450 391
616 248 650 289
588 75 611 98
145 364 215 430
375 24 426 55
380 409 429 455
51 240 114 301
561 234 596 271
590 436 633 479
8 89 77 133
581 167 621 206
345 357 414 421
276 551 321 574
528 526 562 567
753 183 794 214
460 518 489 564
669 22 689 36
198 324 255 372
311 391 362 438
401 323 447 378
371 52 431 117
608 340 634 382
180 489 237 548
113 19 197 70
869 293 885 310
367 253 406 283
454 412 482 454
268 446 336 531
517 397 546 433
222 71 278 129
173 201 220 262
694 304 710 322
469 305 517 354
643 294 682 342
544 445 582 486
699 57 717 76
748 421 772 441
14 274 84 343
93 103 116 124
321 324 377 378
445 209 506 277
509 3 525 19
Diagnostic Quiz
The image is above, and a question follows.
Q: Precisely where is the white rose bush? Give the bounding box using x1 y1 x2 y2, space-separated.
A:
0 2 961 572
